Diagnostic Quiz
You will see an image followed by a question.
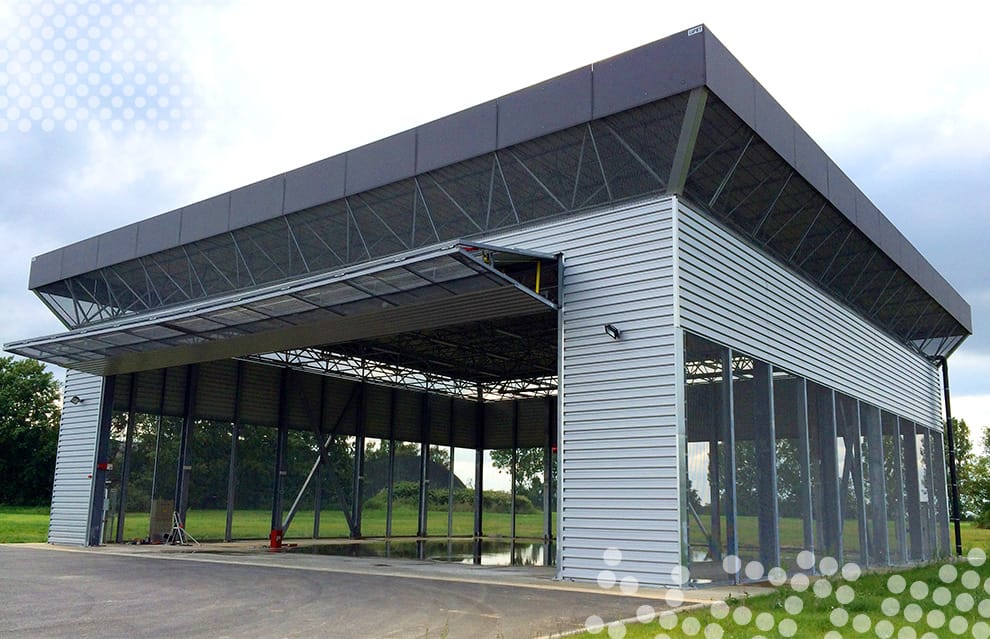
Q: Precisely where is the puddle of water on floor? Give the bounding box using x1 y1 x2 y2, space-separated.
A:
286 539 554 567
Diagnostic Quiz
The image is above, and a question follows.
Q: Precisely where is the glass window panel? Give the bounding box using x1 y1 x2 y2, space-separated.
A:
773 369 812 574
835 392 865 565
808 381 840 564
860 403 888 566
881 411 906 564
733 355 777 578
683 333 733 584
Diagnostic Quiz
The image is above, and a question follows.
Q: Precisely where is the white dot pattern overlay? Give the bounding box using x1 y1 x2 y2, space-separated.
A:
1 0 198 133
584 548 990 638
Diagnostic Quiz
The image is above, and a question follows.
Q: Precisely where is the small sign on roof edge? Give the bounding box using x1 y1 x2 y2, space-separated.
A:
688 26 704 36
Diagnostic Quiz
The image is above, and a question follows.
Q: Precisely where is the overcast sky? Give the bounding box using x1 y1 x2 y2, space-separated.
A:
1 0 988 457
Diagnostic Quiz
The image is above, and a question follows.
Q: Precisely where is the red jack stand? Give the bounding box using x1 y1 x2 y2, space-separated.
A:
269 529 283 550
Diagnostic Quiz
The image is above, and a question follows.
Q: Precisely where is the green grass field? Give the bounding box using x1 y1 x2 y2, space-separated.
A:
575 525 990 639
0 504 552 542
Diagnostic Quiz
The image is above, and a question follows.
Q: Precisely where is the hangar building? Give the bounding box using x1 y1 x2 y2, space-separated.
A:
6 26 970 586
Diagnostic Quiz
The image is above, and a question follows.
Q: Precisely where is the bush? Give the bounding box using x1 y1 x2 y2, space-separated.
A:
363 482 537 514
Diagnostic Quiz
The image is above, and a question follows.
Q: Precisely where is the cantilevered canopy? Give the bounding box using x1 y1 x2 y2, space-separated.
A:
7 243 558 376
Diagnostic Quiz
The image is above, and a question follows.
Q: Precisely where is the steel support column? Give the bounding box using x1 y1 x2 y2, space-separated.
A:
721 350 738 579
417 394 430 538
174 364 198 527
510 401 519 544
891 416 908 564
474 387 485 541
351 381 367 537
270 367 290 547
543 396 554 547
795 379 814 558
88 375 116 546
386 388 397 538
752 361 779 571
447 397 455 538
224 361 243 542
667 86 708 195
115 374 137 542
939 358 964 556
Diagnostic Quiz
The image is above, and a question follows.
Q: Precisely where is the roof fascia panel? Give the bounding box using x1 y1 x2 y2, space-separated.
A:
496 66 592 149
229 174 286 228
416 100 498 174
283 153 346 215
179 192 231 244
592 27 706 119
344 129 417 195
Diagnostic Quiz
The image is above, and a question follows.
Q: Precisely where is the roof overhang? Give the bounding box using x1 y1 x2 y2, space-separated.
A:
6 243 558 376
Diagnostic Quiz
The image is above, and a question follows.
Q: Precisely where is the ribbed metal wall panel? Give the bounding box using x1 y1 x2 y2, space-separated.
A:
485 198 680 586
677 201 942 429
48 370 104 545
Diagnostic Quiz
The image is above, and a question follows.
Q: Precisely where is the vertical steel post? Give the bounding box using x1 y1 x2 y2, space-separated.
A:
510 401 518 544
174 364 198 527
88 375 116 546
417 393 430 538
351 381 366 538
148 369 167 535
720 349 738 580
224 362 242 542
474 386 485 541
543 396 554 547
313 377 327 539
115 374 137 542
447 397 454 539
891 417 908 563
270 367 289 548
752 361 779 571
796 379 814 558
386 388 396 538
939 358 964 556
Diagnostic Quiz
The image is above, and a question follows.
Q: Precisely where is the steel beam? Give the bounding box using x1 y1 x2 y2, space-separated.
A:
386 388 396 538
417 394 431 538
474 386 485 540
88 375 116 546
721 349 738 581
510 401 519 544
795 379 814 558
939 358 964 556
174 365 198 527
753 361 779 571
863 404 888 565
667 87 708 195
224 362 243 542
115 374 137 543
270 368 290 547
351 381 367 537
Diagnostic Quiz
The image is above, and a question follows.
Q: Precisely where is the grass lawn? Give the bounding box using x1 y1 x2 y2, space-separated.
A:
575 524 990 638
0 506 51 543
0 505 553 543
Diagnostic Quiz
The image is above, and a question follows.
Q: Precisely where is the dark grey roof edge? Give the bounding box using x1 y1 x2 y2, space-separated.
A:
28 25 972 335
702 29 972 334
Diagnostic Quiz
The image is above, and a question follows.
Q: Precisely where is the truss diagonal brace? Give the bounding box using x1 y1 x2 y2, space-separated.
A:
281 378 360 538
666 87 708 195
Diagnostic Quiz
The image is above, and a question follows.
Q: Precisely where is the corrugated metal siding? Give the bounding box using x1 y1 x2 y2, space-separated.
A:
48 370 104 545
677 201 942 429
485 198 680 586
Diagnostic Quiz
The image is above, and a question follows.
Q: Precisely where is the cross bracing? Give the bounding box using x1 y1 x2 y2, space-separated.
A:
29 90 967 359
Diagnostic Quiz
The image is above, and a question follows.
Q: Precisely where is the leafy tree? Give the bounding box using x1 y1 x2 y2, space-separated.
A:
489 447 554 509
0 356 61 505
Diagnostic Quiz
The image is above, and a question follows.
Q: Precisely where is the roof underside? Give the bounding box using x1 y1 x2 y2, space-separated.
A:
8 244 558 377
10 26 970 369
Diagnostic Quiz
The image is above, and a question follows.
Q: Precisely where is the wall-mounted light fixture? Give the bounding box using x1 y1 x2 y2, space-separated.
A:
604 324 621 340
69 395 83 405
